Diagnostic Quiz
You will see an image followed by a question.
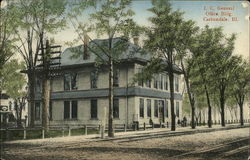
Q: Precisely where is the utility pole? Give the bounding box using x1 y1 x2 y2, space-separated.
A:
38 39 61 131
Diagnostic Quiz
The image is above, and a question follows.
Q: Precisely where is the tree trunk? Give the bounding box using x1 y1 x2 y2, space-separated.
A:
239 102 244 126
15 100 22 128
220 91 225 127
0 90 2 129
198 110 201 125
202 80 212 128
28 72 35 127
169 69 175 131
185 80 195 129
42 78 49 131
108 58 114 137
40 34 50 132
204 87 212 128
181 60 196 129
191 105 195 128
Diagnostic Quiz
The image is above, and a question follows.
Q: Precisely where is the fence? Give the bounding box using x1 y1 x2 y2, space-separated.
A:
0 122 158 141
1 119 249 141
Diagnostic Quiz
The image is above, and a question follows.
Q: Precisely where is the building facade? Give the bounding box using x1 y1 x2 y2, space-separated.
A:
31 38 183 128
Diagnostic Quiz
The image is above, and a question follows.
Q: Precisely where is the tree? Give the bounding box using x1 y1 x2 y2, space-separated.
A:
0 0 20 109
15 0 67 129
226 95 238 121
144 1 196 131
232 61 250 126
0 60 26 128
211 52 240 127
191 25 239 127
176 20 199 129
69 0 140 137
190 26 224 128
0 0 20 69
195 93 207 125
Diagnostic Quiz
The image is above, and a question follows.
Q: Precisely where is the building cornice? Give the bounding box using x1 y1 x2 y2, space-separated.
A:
34 87 182 101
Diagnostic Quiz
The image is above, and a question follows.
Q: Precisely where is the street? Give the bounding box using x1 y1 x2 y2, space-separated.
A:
1 126 250 160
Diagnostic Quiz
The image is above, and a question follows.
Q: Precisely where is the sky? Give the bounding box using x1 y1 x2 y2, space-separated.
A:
133 0 250 60
54 0 249 61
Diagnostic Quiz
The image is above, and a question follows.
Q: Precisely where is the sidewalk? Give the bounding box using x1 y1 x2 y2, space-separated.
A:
4 123 249 145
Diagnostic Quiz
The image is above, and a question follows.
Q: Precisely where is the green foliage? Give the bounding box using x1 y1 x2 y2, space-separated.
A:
14 0 67 70
190 25 238 105
18 0 67 34
231 60 250 105
0 1 21 69
143 1 199 130
68 0 142 64
182 93 191 115
133 58 165 84
195 93 207 110
0 59 26 98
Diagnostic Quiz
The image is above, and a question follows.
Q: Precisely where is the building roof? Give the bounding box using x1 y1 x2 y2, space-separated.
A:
60 37 151 66
59 37 182 73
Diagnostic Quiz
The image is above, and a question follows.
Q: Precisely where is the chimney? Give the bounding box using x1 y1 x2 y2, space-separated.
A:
83 34 89 60
133 36 139 46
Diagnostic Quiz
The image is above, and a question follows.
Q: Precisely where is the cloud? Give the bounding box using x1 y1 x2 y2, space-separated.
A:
241 2 249 8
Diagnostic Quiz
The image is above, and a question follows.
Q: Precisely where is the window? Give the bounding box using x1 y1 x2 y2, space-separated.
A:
49 101 52 121
35 79 41 92
146 79 151 88
159 74 163 89
154 100 158 117
138 68 144 87
90 71 98 88
64 101 78 119
72 101 78 119
147 99 151 118
91 99 98 119
165 75 168 90
176 101 179 117
71 73 77 90
139 98 144 118
166 101 168 118
64 101 70 119
175 76 179 92
64 73 77 90
35 102 40 120
159 100 164 120
113 68 119 87
154 75 158 89
113 98 119 118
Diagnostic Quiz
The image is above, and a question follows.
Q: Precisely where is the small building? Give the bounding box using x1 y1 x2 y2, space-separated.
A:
31 38 183 128
0 92 28 128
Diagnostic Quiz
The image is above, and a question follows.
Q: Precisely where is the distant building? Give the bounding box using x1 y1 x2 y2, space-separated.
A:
0 92 28 128
31 38 183 128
